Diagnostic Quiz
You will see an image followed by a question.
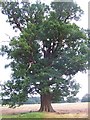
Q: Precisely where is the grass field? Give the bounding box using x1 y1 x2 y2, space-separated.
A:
0 102 89 118
0 112 88 118
0 112 44 118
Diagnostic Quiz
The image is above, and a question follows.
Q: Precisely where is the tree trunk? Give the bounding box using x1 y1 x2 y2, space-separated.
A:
39 93 55 112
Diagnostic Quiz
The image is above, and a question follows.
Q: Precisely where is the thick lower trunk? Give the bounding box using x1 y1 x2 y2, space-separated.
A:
39 93 55 112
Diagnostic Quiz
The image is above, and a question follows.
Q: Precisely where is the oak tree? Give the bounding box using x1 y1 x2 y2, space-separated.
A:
0 1 88 112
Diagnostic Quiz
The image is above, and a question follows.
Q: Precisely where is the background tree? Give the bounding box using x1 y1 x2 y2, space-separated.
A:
81 94 90 102
0 1 88 112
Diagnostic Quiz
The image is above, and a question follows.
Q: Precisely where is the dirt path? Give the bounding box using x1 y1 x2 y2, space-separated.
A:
0 102 88 115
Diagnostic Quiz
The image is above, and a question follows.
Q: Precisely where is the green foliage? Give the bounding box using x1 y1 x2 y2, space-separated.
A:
52 79 80 103
0 1 88 107
51 2 83 22
1 1 49 31
66 96 79 103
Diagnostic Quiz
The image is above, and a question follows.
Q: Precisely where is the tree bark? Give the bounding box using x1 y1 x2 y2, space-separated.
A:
39 93 55 112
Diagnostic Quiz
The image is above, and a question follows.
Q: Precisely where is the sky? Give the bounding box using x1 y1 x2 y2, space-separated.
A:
0 0 89 99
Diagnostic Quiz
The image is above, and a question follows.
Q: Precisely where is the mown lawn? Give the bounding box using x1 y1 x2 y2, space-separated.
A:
0 112 44 118
0 112 88 119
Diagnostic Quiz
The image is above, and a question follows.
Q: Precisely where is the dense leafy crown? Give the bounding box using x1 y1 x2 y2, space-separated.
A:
0 1 88 107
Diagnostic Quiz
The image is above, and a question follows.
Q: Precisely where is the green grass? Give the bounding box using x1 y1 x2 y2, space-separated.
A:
1 112 44 118
1 112 88 119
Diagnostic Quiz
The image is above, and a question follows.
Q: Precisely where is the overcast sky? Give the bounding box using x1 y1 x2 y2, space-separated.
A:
0 0 89 99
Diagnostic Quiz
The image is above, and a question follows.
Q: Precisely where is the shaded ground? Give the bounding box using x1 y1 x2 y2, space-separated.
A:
0 102 89 116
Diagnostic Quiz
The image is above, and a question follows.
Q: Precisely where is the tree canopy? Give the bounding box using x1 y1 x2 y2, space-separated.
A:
0 1 88 112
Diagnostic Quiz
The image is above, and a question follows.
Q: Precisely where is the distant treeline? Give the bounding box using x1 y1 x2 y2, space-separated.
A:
0 96 79 104
0 94 89 105
0 97 40 105
0 99 2 104
24 97 40 104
